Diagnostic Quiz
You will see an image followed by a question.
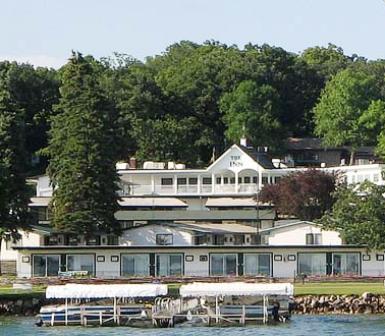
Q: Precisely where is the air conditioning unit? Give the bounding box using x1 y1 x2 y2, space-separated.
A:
116 162 130 170
143 161 165 169
168 161 176 169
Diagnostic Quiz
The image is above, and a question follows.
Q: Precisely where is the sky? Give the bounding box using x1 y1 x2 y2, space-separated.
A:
1 0 384 68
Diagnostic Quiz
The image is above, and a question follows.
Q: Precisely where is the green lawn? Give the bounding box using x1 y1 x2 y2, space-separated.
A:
0 285 46 299
294 282 385 296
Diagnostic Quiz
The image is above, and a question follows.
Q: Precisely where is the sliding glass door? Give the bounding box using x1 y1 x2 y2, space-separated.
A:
298 253 327 276
121 254 150 276
210 254 237 276
33 255 60 277
332 253 360 275
244 254 271 276
66 254 95 275
156 254 183 276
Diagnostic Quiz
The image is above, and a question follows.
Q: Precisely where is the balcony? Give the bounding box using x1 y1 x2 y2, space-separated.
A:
119 183 260 196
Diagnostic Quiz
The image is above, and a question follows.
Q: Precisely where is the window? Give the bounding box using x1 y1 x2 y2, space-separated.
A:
252 176 258 184
244 254 271 276
107 235 119 245
274 176 281 183
306 233 322 245
230 177 235 184
33 255 60 277
213 234 225 245
333 253 360 275
250 234 262 245
216 177 221 184
86 236 100 246
189 178 198 185
210 254 237 276
194 235 208 245
45 236 59 246
156 254 183 276
298 253 327 275
67 254 94 275
161 178 173 186
67 236 79 246
121 254 149 276
234 235 245 245
202 177 212 185
156 234 173 245
244 176 251 184
262 177 268 185
177 178 187 185
223 177 229 184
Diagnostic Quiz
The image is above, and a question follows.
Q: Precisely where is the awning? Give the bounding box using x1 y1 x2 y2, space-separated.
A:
46 284 168 299
29 197 187 208
205 198 257 207
119 197 187 207
179 282 293 297
29 197 51 207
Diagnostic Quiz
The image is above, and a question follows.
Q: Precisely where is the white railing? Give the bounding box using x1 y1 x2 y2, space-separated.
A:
118 183 260 196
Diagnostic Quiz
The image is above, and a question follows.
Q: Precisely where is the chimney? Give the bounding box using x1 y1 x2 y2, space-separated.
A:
240 137 248 147
129 157 137 169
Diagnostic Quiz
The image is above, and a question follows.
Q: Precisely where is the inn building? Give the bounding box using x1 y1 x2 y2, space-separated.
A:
2 142 385 278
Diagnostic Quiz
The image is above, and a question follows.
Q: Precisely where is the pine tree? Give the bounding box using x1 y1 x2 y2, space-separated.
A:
46 52 121 235
0 80 30 273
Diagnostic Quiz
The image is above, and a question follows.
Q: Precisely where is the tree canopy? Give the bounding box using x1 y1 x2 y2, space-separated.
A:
260 170 337 221
313 67 381 163
0 76 31 273
3 42 385 172
321 182 385 250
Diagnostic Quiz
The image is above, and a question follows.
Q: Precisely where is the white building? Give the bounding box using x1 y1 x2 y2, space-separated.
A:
3 143 385 278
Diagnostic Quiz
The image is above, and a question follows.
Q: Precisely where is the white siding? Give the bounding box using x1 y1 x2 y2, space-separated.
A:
1 230 42 261
267 223 341 246
361 252 385 276
119 225 193 246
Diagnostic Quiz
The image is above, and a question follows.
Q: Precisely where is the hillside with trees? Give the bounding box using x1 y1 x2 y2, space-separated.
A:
1 42 385 173
1 41 385 243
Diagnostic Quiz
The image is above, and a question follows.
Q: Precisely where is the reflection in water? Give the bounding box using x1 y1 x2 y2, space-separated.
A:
1 315 385 336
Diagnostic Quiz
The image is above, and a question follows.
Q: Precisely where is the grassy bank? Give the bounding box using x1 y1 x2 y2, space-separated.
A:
294 282 385 296
0 285 45 300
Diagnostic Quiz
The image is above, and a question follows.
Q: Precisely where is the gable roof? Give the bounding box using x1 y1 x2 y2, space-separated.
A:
260 220 320 233
238 145 276 169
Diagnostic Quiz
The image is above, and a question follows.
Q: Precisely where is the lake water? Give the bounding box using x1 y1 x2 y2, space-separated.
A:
1 315 385 336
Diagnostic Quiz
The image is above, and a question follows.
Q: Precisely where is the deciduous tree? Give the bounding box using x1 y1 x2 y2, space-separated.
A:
313 68 379 164
321 182 385 250
260 170 336 221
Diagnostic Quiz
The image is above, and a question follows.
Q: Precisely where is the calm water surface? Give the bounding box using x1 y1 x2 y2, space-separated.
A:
1 315 385 336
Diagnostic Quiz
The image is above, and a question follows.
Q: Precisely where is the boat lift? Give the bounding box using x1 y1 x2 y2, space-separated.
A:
178 282 294 325
43 283 168 326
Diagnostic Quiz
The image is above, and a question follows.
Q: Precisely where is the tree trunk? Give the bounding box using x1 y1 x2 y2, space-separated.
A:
349 150 355 165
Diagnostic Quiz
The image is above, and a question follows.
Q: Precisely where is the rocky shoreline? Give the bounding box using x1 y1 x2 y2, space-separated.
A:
2 293 385 316
0 297 46 316
293 293 385 314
